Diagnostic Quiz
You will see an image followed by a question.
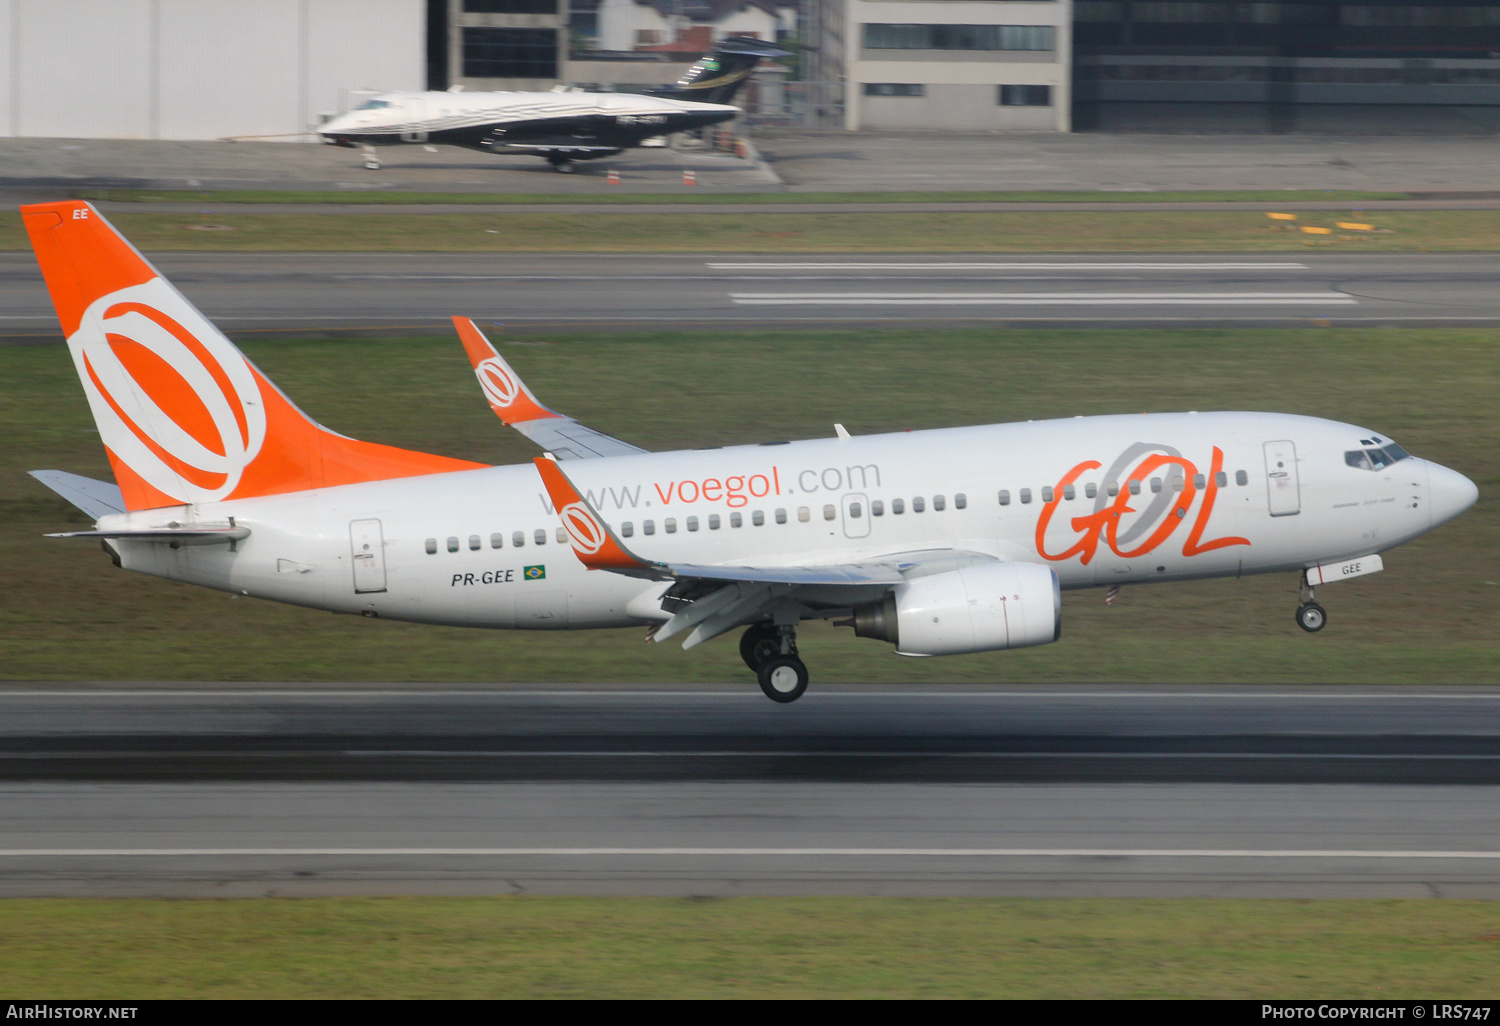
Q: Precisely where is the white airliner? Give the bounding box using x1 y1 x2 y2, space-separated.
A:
23 201 1478 702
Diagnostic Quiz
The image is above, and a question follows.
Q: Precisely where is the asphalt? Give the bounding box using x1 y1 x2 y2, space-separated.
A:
7 252 1500 336
3 688 1499 896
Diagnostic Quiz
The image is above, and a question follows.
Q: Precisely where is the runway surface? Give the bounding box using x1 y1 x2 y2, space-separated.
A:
3 688 1499 897
5 252 1500 334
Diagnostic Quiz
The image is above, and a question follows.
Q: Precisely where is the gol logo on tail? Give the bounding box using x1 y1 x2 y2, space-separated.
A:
475 358 520 407
560 501 607 555
70 280 266 503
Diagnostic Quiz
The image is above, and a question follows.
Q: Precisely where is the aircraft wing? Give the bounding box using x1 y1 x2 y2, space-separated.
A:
533 456 998 649
453 317 648 460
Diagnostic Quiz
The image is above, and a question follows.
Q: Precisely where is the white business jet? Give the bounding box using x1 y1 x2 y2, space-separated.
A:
23 202 1478 702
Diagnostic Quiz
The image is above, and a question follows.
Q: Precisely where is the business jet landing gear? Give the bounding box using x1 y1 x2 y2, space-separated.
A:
360 145 381 171
1295 581 1327 633
546 156 576 174
743 623 807 703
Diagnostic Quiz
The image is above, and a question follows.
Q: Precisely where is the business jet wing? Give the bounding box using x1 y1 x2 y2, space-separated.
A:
533 457 998 649
453 317 648 460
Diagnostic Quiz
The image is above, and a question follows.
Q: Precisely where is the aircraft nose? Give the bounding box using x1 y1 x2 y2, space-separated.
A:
1427 461 1478 527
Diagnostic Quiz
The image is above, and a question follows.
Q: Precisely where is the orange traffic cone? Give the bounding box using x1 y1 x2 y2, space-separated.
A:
682 169 696 186
607 169 620 185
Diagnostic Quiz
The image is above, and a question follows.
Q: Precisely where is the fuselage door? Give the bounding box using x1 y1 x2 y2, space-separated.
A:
842 493 870 539
349 518 388 593
1263 440 1301 517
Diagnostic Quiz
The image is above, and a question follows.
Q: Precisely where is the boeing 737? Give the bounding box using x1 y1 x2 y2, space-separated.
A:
318 38 785 172
23 202 1479 702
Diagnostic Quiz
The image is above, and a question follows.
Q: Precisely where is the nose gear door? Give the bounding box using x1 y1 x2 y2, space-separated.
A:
1263 440 1301 517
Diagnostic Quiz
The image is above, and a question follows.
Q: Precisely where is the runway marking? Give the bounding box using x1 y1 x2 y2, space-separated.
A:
3 848 1498 859
710 263 1311 271
731 293 1358 306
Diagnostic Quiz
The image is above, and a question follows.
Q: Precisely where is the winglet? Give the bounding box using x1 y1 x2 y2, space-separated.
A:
532 456 659 573
453 317 563 426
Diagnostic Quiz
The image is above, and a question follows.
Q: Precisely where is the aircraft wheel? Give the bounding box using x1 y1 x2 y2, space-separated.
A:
740 623 783 671
1296 601 1327 633
758 655 808 704
554 161 575 174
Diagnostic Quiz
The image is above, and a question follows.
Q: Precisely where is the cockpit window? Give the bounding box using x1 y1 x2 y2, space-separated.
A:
356 99 390 110
1346 444 1411 471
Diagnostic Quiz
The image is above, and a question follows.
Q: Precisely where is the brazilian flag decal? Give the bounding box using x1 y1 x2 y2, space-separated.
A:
523 565 546 581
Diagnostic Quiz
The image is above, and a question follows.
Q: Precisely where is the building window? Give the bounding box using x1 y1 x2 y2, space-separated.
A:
864 83 925 97
464 0 557 13
864 24 1054 52
1000 85 1052 106
463 28 558 79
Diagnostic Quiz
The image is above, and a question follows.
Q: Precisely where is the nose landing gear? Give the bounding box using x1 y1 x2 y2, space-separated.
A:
741 622 807 703
1296 579 1327 633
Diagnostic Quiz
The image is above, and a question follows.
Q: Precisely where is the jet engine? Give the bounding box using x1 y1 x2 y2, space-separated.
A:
850 562 1061 656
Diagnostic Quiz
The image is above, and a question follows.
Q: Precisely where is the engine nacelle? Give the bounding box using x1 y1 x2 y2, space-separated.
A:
852 562 1061 657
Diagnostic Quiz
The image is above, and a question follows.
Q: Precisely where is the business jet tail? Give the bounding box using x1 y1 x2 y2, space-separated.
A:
650 38 790 106
21 201 484 512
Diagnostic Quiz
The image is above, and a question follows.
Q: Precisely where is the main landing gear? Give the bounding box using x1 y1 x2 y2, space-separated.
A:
546 155 576 174
741 622 807 704
1296 579 1327 633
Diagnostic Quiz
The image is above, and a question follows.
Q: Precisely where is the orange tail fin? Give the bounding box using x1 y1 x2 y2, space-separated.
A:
23 201 485 511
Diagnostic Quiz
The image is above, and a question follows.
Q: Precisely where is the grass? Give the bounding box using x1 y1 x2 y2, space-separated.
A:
73 187 1416 205
3 209 1496 252
2 897 1498 997
2 327 1494 684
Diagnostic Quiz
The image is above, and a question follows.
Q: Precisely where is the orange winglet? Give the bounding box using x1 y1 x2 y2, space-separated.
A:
452 317 563 426
533 456 655 572
24 201 487 511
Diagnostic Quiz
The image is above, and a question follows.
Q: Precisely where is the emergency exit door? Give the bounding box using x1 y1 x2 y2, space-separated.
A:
1263 440 1301 517
349 519 388 593
842 493 870 538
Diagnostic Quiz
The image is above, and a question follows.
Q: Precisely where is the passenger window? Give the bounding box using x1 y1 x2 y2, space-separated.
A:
848 502 862 518
1128 480 1141 496
556 527 568 544
823 504 836 521
730 512 742 528
1062 485 1074 501
621 522 634 537
954 493 966 509
1085 483 1097 499
798 507 810 522
644 520 656 535
872 500 885 516
1235 470 1249 486
775 509 787 524
1215 471 1228 488
469 534 481 551
491 532 504 549
997 490 1010 506
933 495 946 511
687 516 699 532
1019 489 1032 504
665 518 677 534
912 496 925 513
1172 476 1184 492
893 498 906 514
1193 474 1205 489
512 531 524 548
753 510 765 526
712 514 724 530
447 536 459 553
534 529 547 546
1041 486 1054 503
1107 481 1119 497
1150 477 1162 494
425 538 438 555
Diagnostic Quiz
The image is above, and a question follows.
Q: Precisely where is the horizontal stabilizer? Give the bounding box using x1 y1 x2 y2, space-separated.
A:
47 525 249 546
29 470 126 519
